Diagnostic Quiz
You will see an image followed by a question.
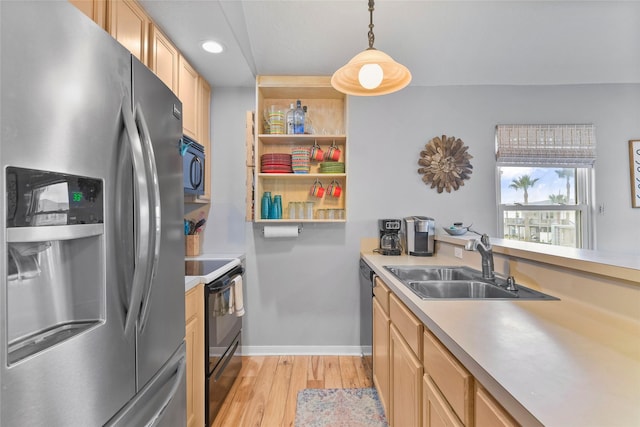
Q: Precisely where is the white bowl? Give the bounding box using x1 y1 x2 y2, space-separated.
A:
443 226 468 236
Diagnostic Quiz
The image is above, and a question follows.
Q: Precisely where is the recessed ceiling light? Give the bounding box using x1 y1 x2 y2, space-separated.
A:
202 40 224 54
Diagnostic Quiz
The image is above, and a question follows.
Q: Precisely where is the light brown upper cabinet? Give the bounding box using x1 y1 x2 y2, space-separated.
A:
178 55 200 141
199 78 211 201
108 0 149 65
149 24 179 93
68 0 107 28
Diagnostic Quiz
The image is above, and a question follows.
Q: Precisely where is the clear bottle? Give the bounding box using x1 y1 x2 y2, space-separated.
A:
286 103 295 135
293 100 305 134
303 106 314 134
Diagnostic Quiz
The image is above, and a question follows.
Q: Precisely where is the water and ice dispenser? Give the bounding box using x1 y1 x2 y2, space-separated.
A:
5 167 104 364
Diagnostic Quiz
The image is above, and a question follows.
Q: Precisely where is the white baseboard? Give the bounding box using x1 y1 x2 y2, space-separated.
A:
241 345 372 356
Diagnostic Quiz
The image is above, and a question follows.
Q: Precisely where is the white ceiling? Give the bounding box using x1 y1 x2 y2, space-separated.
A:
139 0 640 89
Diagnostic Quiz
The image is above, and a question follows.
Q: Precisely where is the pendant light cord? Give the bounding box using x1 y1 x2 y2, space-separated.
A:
367 0 375 50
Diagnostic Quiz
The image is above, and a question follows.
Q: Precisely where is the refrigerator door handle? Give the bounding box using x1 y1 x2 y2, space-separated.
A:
148 357 186 427
134 103 162 333
121 97 152 338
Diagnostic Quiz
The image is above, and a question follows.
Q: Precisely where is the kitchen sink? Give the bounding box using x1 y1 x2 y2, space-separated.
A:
384 265 558 300
406 280 518 299
385 266 478 282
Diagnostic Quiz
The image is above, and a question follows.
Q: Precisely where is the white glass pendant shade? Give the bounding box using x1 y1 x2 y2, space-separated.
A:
331 48 411 96
359 63 383 89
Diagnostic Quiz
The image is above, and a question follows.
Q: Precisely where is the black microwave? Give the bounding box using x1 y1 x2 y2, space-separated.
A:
182 137 205 196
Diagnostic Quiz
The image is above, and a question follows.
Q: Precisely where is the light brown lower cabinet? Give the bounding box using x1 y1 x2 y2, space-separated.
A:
373 297 390 415
390 324 423 427
475 384 519 427
185 284 204 427
423 330 473 425
423 375 464 427
373 275 521 427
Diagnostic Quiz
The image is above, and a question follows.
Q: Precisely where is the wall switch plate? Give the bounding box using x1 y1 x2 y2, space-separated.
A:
454 247 463 259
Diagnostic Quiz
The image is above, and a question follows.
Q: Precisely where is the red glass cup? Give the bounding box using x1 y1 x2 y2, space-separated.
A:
310 181 325 198
325 145 341 161
327 180 342 197
310 143 324 161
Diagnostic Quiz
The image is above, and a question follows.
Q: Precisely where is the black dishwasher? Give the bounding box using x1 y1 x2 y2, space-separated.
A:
359 258 375 379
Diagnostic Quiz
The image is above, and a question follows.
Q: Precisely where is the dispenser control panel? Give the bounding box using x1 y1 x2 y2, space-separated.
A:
6 167 103 227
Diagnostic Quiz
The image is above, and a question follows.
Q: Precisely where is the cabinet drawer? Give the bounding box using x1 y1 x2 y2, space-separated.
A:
475 384 519 427
423 374 464 427
389 294 422 358
373 276 390 314
423 330 473 426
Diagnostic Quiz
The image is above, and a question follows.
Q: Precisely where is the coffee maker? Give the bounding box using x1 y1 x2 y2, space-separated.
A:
378 219 402 256
403 216 435 256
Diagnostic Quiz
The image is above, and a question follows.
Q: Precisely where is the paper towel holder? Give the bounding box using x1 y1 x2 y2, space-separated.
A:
261 224 303 236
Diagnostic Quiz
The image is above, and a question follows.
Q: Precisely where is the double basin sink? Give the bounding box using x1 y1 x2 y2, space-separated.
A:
384 265 558 300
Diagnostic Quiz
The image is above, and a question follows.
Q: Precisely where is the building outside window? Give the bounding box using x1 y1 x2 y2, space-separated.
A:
496 124 596 249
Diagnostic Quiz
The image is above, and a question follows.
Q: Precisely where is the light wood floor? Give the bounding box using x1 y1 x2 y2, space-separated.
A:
212 355 373 427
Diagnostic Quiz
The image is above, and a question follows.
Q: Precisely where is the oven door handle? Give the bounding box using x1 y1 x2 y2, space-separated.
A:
207 272 242 294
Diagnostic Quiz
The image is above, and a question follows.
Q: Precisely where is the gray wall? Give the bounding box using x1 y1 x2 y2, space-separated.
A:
203 84 640 352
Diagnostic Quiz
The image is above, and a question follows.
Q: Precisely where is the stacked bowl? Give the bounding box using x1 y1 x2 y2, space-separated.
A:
319 162 345 173
261 153 292 173
291 147 310 174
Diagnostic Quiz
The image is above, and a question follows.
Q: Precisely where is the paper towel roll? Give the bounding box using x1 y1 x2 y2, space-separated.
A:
263 225 299 238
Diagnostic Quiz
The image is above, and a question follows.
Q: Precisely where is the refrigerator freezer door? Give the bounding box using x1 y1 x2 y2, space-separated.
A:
105 342 187 427
0 2 136 426
131 59 186 390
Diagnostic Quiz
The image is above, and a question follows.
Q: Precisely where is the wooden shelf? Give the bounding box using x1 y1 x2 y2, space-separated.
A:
255 219 346 224
258 134 346 143
258 173 346 179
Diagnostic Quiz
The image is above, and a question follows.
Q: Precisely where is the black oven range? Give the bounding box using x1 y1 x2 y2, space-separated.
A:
185 260 244 426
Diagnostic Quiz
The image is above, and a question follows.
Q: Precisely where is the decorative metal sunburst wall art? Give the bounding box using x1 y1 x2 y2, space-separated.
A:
418 135 473 193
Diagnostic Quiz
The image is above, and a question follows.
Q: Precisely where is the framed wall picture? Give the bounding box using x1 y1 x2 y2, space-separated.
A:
630 140 640 208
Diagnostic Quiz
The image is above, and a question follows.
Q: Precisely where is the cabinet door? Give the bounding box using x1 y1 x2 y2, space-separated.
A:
423 330 473 425
373 297 390 417
149 24 178 93
390 324 423 427
199 78 211 200
423 375 464 427
68 0 106 28
390 294 423 358
108 0 149 64
475 385 519 427
178 55 200 141
185 284 205 427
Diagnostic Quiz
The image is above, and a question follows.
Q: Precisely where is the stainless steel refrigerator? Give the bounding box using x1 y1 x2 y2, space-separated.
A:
1 2 186 426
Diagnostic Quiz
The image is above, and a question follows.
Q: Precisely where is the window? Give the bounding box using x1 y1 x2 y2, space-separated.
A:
496 125 596 249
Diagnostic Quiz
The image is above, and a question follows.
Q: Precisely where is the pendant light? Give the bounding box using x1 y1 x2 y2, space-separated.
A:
331 0 411 96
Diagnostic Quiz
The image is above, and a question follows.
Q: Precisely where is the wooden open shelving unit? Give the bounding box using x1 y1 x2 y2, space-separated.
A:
253 76 348 223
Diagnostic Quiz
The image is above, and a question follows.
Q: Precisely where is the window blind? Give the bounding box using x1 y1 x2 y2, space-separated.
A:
495 124 596 166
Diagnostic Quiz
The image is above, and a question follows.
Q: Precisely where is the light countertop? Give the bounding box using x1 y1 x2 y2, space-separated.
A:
362 250 640 427
437 234 640 283
184 253 245 292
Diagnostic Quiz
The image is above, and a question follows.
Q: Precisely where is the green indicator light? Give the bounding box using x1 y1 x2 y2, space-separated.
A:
72 192 83 202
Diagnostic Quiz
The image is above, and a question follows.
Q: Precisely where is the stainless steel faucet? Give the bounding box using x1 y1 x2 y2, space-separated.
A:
464 233 495 280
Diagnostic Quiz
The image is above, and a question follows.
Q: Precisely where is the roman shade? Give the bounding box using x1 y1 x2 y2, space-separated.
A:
495 124 596 166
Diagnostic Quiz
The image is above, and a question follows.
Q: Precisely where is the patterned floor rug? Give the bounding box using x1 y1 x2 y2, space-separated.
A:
295 388 388 427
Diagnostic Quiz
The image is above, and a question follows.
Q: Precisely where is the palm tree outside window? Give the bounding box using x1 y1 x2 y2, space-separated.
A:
495 125 596 249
